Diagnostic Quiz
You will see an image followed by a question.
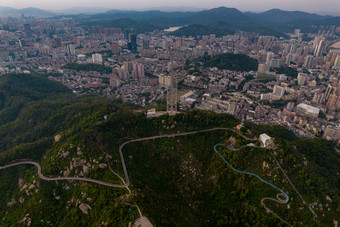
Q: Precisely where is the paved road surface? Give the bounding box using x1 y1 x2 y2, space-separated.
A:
0 161 127 188
0 128 255 189
119 127 257 187
0 127 317 225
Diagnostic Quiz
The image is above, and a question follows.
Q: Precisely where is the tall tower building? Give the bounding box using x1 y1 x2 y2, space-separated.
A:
24 23 33 38
266 52 274 65
314 40 325 57
304 55 313 68
92 53 103 64
334 55 340 69
67 44 76 55
325 85 340 109
128 29 137 53
111 43 120 54
167 51 178 115
297 73 307 86
313 36 323 48
143 38 150 50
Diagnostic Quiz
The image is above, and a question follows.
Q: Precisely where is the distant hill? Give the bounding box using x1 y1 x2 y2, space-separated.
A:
52 7 112 15
183 7 251 25
144 6 205 12
0 73 70 125
245 9 332 24
20 7 54 17
171 21 234 37
84 18 158 34
81 7 251 27
172 20 287 38
92 10 191 21
79 6 327 36
0 6 17 15
0 6 54 17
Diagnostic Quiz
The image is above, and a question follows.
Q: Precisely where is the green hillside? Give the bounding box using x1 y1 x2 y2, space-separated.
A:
199 53 259 72
0 73 71 126
62 63 113 74
0 73 339 226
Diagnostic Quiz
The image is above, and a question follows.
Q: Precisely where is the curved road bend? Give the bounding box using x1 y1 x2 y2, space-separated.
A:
0 128 251 189
119 127 257 187
0 128 316 225
0 161 127 188
214 143 292 226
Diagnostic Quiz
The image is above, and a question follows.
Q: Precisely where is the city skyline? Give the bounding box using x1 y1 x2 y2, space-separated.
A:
0 0 340 15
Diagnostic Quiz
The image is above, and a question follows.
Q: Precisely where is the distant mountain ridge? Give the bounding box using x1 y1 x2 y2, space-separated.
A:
0 6 54 17
1 6 339 36
245 8 332 24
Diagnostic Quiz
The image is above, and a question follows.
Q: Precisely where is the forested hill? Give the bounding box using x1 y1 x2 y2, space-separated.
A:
0 73 70 103
0 73 71 126
0 73 339 226
198 53 259 72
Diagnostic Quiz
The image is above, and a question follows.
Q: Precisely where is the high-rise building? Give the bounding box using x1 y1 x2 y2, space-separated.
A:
286 102 295 111
269 59 281 68
122 62 145 79
312 92 325 104
314 40 325 57
313 36 324 48
304 55 314 68
167 61 178 115
128 29 137 53
325 85 340 109
111 43 120 55
116 68 129 80
24 23 33 38
110 78 121 88
162 40 169 50
290 45 297 54
142 38 150 50
67 44 76 55
266 52 274 64
257 64 270 73
132 62 145 79
92 53 103 64
272 85 285 100
297 73 307 86
334 55 340 69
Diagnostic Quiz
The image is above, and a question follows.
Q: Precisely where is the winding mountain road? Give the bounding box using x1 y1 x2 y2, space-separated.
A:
119 127 256 187
0 127 316 225
214 143 292 226
0 128 241 188
0 161 127 188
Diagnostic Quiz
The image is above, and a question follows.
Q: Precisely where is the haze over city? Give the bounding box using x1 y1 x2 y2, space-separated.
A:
0 0 340 14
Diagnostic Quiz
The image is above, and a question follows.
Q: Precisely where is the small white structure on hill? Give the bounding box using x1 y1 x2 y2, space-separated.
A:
259 133 272 147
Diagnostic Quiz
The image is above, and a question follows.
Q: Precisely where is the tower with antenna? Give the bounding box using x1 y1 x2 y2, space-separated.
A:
167 46 177 115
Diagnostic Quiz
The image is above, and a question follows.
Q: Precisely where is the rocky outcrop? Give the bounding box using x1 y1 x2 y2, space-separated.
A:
18 178 24 188
54 135 62 142
79 203 92 214
7 198 17 207
19 214 31 226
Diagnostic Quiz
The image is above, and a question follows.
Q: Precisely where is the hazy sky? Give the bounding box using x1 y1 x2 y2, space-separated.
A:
1 0 340 14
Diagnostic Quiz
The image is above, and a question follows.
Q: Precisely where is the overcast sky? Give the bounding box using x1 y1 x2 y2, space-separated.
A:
1 0 340 14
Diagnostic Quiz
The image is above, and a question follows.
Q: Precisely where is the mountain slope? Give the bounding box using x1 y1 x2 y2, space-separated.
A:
0 6 54 17
0 73 339 226
184 7 251 25
246 9 332 24
0 73 71 126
